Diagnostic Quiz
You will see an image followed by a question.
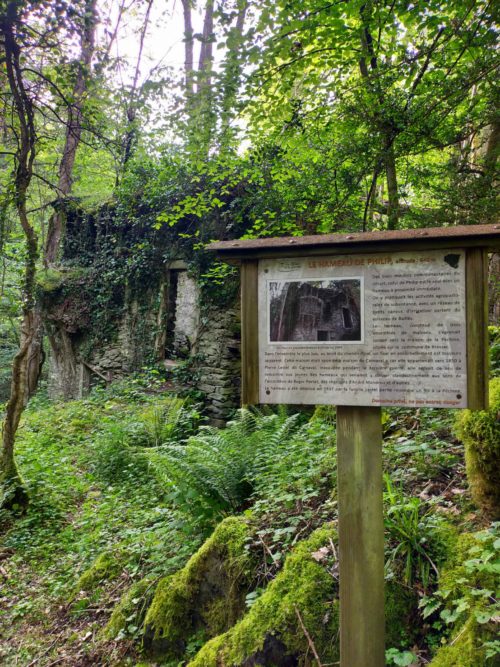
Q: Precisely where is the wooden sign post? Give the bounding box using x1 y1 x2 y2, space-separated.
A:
210 224 500 667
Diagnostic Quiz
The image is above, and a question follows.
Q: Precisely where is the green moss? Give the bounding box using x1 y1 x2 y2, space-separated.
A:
36 267 87 293
103 577 154 640
75 549 123 592
455 378 500 518
189 525 339 667
36 268 66 292
143 516 252 659
429 617 490 666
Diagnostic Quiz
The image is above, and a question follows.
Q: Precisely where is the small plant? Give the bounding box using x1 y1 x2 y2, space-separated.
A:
128 397 202 447
92 421 150 484
384 476 445 589
385 647 418 666
144 407 311 524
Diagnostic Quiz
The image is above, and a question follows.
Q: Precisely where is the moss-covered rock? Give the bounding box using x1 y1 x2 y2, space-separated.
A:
455 377 500 518
75 549 124 593
142 516 253 659
103 577 155 640
188 525 338 667
36 267 87 293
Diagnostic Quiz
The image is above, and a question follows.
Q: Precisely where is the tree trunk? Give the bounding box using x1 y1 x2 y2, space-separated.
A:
181 0 195 99
1 310 42 509
43 0 97 400
197 0 215 92
384 136 399 230
359 3 400 229
45 0 97 266
122 0 153 166
220 0 247 131
482 120 499 185
0 3 40 509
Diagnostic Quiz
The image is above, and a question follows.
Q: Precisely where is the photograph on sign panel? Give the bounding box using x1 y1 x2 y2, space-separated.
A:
268 278 363 343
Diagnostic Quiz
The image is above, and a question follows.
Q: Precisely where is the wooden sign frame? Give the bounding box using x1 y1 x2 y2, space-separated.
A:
210 224 499 667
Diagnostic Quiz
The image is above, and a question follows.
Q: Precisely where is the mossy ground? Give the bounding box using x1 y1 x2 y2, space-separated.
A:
188 526 421 667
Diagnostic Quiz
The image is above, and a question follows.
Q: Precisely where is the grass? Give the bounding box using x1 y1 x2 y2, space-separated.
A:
0 378 492 665
0 384 204 665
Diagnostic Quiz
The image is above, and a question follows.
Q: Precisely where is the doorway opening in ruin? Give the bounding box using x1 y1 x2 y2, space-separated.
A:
342 307 353 329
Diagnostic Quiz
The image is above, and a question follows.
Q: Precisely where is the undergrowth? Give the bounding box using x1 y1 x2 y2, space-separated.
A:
0 375 497 665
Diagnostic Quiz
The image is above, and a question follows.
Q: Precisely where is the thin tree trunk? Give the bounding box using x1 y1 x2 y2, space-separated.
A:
186 0 215 156
45 0 98 266
482 119 499 185
0 3 39 508
181 0 194 99
197 0 214 92
220 0 247 129
122 0 154 166
359 3 400 229
384 137 399 230
363 161 382 231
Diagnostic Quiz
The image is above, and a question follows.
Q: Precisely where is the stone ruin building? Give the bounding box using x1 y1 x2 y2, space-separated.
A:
42 206 241 425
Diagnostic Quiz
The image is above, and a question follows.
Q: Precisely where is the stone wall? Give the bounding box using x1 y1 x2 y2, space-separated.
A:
47 265 241 423
196 305 241 425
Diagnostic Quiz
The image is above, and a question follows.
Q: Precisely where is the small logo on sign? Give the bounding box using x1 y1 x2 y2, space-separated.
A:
444 253 460 269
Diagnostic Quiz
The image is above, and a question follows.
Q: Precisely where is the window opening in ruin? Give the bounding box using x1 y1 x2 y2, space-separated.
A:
317 330 329 341
342 307 353 329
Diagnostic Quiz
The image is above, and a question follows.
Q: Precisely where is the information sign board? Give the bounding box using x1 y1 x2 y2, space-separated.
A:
258 249 467 408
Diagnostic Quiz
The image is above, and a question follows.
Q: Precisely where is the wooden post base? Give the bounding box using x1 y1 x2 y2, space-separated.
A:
337 405 385 667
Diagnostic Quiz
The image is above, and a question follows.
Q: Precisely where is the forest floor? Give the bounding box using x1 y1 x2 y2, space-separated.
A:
0 375 496 666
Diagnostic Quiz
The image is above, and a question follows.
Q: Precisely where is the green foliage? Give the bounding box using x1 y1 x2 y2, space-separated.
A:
383 408 461 484
0 375 494 663
245 0 498 229
120 396 202 448
384 476 451 589
0 384 208 664
455 378 500 518
421 525 500 666
488 326 500 378
144 407 330 525
386 648 419 666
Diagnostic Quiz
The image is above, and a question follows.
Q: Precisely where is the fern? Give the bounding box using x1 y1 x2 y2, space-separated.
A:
142 407 329 521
